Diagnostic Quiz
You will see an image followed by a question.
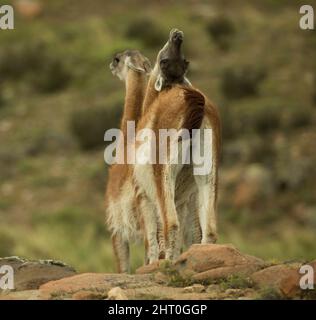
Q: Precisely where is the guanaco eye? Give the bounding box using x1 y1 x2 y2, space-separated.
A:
114 57 120 64
160 59 169 67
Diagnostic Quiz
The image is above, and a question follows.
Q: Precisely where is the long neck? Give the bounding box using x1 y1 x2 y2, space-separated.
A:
121 70 146 134
142 65 159 114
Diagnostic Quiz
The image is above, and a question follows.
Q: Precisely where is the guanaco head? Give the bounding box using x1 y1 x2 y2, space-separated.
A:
154 28 190 91
110 50 152 81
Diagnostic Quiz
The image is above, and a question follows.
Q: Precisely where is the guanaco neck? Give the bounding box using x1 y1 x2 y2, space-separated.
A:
121 69 147 136
142 65 159 114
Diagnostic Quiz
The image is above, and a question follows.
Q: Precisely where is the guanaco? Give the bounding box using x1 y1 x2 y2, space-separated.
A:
106 32 192 272
105 50 152 273
134 29 221 261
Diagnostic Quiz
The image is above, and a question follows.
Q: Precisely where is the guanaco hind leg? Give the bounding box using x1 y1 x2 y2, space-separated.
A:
112 233 130 273
139 195 160 263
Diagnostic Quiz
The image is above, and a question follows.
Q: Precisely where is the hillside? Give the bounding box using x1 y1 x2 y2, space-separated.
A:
0 0 315 274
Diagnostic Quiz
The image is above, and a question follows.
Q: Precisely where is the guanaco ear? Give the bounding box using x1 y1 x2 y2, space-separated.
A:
126 56 146 73
143 58 152 74
155 74 164 91
183 77 192 86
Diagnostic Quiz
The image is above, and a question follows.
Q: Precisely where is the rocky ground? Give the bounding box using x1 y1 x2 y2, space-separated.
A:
0 244 315 300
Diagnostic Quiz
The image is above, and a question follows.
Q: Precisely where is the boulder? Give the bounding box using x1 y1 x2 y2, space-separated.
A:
175 244 265 281
136 260 162 274
251 264 300 289
108 287 128 300
280 260 316 298
15 0 43 19
193 264 262 282
0 257 76 291
39 273 154 300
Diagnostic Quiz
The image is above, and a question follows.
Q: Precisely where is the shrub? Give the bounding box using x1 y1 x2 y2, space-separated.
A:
225 100 282 137
250 104 281 134
220 104 238 140
0 40 41 80
0 229 15 257
125 18 165 49
206 16 235 50
247 136 276 163
221 66 265 99
256 287 283 300
282 107 313 130
0 40 71 93
0 90 5 109
301 288 316 300
29 57 71 93
219 275 254 290
70 104 122 150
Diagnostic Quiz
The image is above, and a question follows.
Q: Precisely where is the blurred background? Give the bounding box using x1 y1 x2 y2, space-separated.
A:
0 0 315 272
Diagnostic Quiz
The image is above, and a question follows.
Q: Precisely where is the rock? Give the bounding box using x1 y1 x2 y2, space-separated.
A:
15 0 43 19
225 288 243 296
0 257 76 291
233 164 274 208
154 272 168 284
193 264 262 282
1 250 312 300
206 284 221 293
175 244 265 281
72 290 107 300
135 260 162 274
280 260 316 298
108 287 128 300
39 273 154 300
123 285 212 300
0 290 41 300
251 263 300 290
182 284 205 293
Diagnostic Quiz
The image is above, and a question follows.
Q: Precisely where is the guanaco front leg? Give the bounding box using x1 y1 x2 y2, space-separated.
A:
139 195 160 263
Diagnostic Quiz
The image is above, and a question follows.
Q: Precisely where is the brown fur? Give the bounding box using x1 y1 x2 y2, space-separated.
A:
105 69 149 273
135 84 221 258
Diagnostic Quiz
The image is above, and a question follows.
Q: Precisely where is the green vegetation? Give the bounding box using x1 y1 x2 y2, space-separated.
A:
70 104 122 150
219 275 254 290
0 0 315 273
125 18 165 49
206 16 235 51
221 66 266 99
159 261 193 287
256 287 284 300
301 288 316 300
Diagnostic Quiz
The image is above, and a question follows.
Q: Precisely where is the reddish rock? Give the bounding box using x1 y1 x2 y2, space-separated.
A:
39 273 153 299
14 0 43 18
136 260 165 274
193 264 261 282
280 260 316 298
251 264 301 289
175 244 265 278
